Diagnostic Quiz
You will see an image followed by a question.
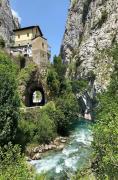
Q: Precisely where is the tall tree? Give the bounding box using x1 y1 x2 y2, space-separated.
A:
0 52 20 145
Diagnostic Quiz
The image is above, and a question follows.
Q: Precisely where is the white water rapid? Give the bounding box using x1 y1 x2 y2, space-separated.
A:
30 120 93 179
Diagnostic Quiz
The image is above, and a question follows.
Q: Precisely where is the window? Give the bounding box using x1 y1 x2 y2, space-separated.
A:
20 57 26 69
18 34 20 39
42 42 44 48
27 33 29 37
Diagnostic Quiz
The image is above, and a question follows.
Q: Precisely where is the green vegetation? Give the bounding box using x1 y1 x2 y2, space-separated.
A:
0 52 20 145
71 169 96 180
97 10 108 28
47 55 67 98
17 92 79 149
33 91 42 103
46 55 81 135
87 70 96 82
12 55 81 151
2 44 118 179
0 52 33 179
71 79 88 93
18 62 37 87
92 44 118 179
0 144 34 180
18 102 57 147
55 92 79 135
18 62 38 105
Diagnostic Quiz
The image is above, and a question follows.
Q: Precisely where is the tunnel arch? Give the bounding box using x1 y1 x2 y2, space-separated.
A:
25 82 45 107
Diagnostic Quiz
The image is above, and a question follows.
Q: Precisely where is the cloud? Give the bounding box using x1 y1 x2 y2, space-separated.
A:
11 9 21 23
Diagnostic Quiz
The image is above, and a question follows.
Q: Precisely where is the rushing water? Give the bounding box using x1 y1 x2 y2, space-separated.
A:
30 120 93 179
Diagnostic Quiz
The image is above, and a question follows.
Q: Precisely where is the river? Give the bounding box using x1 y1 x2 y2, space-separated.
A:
30 120 93 179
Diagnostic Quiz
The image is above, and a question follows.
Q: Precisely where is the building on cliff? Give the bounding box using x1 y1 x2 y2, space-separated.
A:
0 0 50 74
0 0 20 47
10 26 51 70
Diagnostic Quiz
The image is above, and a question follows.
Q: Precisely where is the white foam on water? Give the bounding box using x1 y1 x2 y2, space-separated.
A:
72 129 93 146
30 153 63 173
62 147 78 156
55 165 63 174
64 156 80 170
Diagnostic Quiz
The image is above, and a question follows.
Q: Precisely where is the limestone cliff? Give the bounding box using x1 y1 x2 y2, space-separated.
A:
0 0 20 47
61 0 118 91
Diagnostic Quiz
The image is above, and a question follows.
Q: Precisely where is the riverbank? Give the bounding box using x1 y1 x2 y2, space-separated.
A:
26 136 68 160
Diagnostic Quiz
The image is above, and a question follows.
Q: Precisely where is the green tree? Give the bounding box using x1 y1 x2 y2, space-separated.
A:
0 52 20 145
53 55 67 81
47 68 60 98
55 93 79 135
92 45 118 179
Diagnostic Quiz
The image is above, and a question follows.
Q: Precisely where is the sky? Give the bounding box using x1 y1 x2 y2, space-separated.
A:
10 0 69 59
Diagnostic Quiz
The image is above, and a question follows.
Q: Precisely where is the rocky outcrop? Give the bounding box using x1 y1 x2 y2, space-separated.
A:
61 0 118 91
26 137 67 160
0 0 20 47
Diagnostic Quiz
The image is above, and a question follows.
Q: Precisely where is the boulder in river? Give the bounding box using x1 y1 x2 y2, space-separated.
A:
32 153 42 160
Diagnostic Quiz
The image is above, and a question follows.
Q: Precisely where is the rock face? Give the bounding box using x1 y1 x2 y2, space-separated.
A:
61 0 118 91
0 0 20 47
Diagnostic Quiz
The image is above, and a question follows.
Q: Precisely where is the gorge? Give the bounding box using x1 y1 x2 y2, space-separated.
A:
0 0 118 179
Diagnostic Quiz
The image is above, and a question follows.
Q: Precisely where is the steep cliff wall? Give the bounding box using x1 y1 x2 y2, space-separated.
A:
61 0 118 91
0 0 20 47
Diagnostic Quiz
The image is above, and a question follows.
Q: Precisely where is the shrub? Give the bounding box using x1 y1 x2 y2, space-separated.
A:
0 143 34 180
33 113 56 144
59 79 72 95
18 103 57 146
0 52 20 145
71 79 88 94
87 70 96 82
16 119 37 149
55 92 79 135
18 62 37 87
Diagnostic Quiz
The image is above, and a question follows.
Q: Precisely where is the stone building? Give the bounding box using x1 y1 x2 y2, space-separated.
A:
10 26 51 69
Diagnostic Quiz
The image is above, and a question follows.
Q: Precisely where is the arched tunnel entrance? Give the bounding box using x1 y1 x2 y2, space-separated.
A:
25 83 45 107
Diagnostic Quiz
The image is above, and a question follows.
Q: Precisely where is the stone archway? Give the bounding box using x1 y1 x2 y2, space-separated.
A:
25 82 45 107
18 64 47 107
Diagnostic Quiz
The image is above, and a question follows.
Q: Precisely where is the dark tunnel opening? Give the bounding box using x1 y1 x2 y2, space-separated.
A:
25 84 45 107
